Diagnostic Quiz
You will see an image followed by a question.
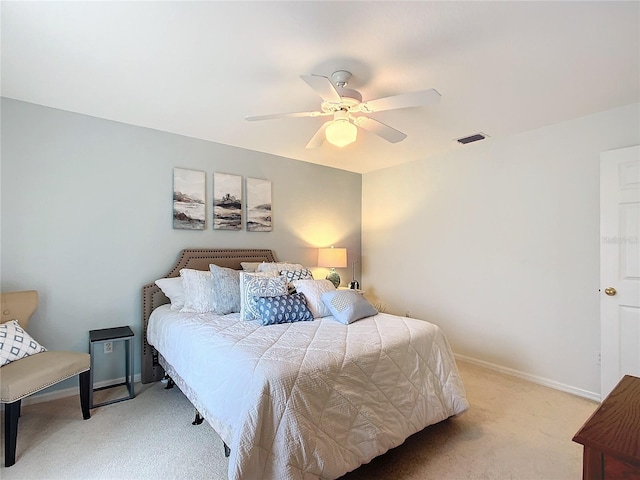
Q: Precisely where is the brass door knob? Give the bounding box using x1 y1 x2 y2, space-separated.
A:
604 287 617 296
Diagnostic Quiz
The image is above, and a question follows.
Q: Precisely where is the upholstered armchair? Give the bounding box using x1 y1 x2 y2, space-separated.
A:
0 290 91 467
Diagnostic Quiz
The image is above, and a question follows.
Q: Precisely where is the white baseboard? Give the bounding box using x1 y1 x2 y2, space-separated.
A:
1 374 142 410
455 353 601 402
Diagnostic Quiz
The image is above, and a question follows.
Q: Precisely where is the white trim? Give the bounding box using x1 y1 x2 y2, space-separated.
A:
455 353 601 402
0 374 142 410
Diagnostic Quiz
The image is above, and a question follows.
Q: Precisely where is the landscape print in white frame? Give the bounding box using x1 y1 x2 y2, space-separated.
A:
246 178 272 232
173 167 205 230
213 173 242 230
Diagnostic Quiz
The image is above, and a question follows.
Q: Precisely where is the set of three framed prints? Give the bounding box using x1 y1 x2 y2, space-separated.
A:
172 167 272 232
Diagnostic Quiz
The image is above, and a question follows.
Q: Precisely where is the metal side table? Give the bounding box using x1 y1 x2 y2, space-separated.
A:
89 326 135 408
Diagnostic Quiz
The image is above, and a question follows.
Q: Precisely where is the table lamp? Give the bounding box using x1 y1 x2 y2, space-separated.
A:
318 247 347 288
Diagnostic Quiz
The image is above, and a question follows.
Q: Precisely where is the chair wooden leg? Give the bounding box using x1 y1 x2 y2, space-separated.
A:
4 400 21 467
79 370 91 420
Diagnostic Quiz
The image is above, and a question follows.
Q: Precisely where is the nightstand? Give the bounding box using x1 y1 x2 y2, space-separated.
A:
89 326 135 408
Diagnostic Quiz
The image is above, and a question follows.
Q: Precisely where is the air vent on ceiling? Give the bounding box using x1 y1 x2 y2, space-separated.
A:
456 133 488 145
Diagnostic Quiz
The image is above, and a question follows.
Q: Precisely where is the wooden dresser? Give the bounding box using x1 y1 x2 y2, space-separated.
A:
572 375 640 480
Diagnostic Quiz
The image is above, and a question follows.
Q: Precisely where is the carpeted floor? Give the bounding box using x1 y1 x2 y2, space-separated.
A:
1 360 597 479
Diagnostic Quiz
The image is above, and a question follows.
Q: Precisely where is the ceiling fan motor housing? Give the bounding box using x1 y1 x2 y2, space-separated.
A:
331 70 352 87
317 70 363 113
321 87 362 113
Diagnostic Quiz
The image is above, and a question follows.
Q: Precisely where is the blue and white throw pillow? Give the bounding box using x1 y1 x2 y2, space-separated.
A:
280 269 313 293
256 293 314 325
0 320 47 366
280 269 313 282
239 272 287 321
321 290 378 324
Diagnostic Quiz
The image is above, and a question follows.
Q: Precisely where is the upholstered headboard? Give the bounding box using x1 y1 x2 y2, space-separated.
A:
141 248 277 384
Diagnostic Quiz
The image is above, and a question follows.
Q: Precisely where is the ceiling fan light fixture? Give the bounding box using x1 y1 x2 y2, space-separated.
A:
326 119 357 147
326 111 357 147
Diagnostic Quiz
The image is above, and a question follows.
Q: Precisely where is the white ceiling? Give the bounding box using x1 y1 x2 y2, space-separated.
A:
2 1 638 174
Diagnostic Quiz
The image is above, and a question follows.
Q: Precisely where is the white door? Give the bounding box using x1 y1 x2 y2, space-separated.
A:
600 145 640 399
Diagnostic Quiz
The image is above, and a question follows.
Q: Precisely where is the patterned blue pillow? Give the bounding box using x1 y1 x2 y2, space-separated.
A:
256 293 314 326
239 272 286 321
280 269 314 293
280 269 313 282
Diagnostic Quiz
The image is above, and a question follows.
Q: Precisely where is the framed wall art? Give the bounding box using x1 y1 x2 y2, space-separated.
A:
246 177 272 232
173 167 205 230
213 173 242 230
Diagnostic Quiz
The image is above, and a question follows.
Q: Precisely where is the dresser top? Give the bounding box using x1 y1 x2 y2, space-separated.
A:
573 375 640 465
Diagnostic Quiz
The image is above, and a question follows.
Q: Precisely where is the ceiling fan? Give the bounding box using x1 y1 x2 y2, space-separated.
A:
245 70 441 148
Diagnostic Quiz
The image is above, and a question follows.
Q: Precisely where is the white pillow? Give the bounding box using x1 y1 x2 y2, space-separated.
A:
240 262 261 272
155 277 185 310
209 264 241 314
239 272 286 321
291 279 335 318
257 262 304 273
0 320 47 366
179 269 215 313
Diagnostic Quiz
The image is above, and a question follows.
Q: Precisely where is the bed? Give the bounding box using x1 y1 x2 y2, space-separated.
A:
142 249 469 480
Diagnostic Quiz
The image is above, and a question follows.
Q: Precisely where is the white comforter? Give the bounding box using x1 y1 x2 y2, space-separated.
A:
147 305 468 480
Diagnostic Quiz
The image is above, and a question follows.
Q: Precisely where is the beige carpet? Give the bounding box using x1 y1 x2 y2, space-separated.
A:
1 360 597 479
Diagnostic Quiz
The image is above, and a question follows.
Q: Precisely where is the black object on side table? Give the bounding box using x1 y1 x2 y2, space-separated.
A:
89 326 135 408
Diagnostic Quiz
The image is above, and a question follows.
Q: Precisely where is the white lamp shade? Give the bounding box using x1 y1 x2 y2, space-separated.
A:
317 247 347 268
325 120 357 147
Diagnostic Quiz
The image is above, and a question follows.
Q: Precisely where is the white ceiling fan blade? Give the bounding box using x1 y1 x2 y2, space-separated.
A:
245 110 328 121
359 89 441 113
300 74 341 103
354 116 407 143
305 121 331 149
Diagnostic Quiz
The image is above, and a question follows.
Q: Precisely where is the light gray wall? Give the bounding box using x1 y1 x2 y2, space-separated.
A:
1 98 361 387
362 103 639 398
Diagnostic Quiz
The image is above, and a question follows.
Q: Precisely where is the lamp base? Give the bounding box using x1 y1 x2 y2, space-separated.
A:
326 270 341 288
